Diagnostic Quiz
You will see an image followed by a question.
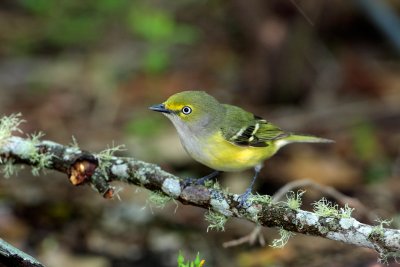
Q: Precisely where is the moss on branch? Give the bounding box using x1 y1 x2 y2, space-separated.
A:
0 114 399 262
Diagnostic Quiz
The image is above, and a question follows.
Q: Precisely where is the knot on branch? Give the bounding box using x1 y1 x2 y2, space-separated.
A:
68 154 98 186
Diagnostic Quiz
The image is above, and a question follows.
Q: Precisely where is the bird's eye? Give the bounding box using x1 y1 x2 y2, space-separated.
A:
181 106 192 115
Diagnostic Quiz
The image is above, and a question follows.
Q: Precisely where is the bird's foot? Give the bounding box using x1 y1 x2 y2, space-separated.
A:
182 177 198 187
237 189 253 208
183 171 220 187
182 177 209 187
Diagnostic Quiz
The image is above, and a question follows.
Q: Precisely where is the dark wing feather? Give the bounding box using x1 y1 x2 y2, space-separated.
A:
220 104 288 147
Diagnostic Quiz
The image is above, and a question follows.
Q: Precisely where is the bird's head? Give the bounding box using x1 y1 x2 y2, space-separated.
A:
150 91 224 130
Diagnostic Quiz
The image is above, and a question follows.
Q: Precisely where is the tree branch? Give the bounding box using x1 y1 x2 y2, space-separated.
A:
272 179 378 222
0 238 44 267
1 135 399 259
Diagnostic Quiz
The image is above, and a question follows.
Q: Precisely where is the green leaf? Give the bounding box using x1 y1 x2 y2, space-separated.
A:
177 251 185 265
194 253 201 265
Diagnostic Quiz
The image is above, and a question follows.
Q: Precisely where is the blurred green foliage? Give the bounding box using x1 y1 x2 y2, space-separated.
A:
351 120 391 182
352 121 380 162
124 114 167 138
17 0 121 48
365 161 391 183
127 4 199 73
14 0 199 74
177 251 204 267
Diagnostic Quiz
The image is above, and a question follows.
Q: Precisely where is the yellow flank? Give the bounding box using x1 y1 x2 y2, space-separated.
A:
195 130 276 172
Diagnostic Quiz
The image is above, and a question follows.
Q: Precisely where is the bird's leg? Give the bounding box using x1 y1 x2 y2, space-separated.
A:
183 170 221 187
196 170 221 185
238 164 262 207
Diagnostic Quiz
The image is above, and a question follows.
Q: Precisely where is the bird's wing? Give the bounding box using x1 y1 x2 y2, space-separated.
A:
221 104 288 147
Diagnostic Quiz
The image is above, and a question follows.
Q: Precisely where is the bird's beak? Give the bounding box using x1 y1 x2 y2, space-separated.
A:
149 103 171 114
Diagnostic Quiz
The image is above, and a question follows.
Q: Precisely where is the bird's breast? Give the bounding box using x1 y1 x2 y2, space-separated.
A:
182 131 275 172
166 114 277 171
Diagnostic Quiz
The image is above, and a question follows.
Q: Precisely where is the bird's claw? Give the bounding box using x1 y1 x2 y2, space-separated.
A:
183 177 195 187
183 171 220 187
237 189 252 208
182 177 207 187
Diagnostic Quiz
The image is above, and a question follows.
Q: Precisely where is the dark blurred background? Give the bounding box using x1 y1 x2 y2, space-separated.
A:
0 0 399 266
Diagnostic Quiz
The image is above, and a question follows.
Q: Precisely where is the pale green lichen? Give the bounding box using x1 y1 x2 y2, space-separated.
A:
203 180 229 193
248 193 272 206
2 131 52 177
1 159 22 178
313 198 353 219
30 153 52 176
204 179 214 187
0 114 51 177
97 144 126 162
0 113 24 146
149 191 172 209
371 219 399 264
204 210 227 232
27 132 52 176
286 190 305 210
313 198 340 217
371 218 392 237
29 132 45 144
378 251 400 265
270 228 295 248
69 135 79 148
339 204 354 219
97 143 126 178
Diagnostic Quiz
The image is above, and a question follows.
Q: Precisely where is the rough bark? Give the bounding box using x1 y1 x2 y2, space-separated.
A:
0 238 44 267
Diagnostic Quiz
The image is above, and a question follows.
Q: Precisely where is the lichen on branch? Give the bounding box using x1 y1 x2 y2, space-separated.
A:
0 114 399 261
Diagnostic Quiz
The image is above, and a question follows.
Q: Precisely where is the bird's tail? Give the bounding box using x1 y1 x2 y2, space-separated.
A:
275 134 334 149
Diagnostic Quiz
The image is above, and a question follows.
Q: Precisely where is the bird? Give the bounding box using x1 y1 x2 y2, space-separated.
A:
150 91 333 206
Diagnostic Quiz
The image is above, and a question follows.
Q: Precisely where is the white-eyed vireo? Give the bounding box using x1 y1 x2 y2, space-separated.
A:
150 91 333 205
